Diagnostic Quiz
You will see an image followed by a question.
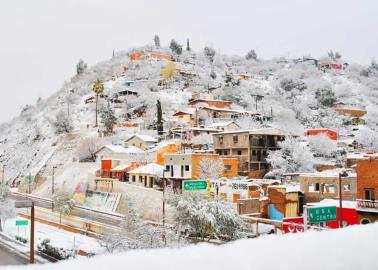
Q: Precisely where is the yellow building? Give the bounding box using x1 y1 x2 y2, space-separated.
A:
128 163 164 188
125 135 158 150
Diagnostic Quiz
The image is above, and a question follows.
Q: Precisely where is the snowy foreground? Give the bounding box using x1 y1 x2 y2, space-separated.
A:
5 224 378 270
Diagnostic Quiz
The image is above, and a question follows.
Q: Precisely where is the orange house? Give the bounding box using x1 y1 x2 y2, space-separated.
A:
155 143 181 165
305 128 338 140
188 99 232 109
129 51 144 61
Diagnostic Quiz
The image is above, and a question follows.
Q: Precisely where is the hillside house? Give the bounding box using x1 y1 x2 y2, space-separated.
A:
128 163 164 188
188 98 232 109
213 128 287 177
198 106 260 121
207 121 240 132
298 170 357 204
129 50 173 61
95 145 146 162
172 108 196 125
125 135 158 150
163 153 238 191
305 128 338 140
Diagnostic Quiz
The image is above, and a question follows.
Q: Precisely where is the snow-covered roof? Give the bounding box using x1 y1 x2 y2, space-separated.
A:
188 98 232 104
300 168 356 178
128 163 164 176
208 121 239 128
173 108 196 116
112 164 131 171
125 134 158 143
346 152 378 160
214 127 289 136
307 199 357 209
98 145 145 154
200 105 260 115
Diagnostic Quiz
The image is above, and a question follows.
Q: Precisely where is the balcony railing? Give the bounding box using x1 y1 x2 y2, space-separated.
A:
357 199 378 209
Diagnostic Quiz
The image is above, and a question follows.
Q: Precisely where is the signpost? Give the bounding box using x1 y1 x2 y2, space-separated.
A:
14 199 34 264
308 206 337 223
16 220 29 226
183 180 207 191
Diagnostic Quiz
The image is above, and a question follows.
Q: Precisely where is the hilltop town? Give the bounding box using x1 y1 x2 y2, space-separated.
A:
1 37 378 262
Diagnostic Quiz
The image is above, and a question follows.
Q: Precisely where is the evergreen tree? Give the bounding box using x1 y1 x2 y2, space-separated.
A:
154 35 160 48
100 103 117 134
76 59 87 76
245 49 257 60
204 46 216 63
186 39 190 51
169 39 182 56
156 100 164 137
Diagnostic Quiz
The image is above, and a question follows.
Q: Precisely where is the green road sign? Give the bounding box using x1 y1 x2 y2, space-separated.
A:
183 180 207 191
15 220 29 226
309 206 337 223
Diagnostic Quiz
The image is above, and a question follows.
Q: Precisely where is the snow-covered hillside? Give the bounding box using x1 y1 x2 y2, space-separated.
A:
1 45 378 184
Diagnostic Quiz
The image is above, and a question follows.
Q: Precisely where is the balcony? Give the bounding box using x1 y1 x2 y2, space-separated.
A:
357 199 378 212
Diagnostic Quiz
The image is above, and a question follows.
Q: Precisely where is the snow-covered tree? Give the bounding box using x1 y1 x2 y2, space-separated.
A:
100 103 117 134
76 59 87 76
153 35 160 48
168 192 248 241
315 87 336 107
204 46 216 63
186 39 191 51
52 191 75 224
198 157 223 180
246 49 257 61
53 110 73 134
169 39 182 56
266 137 314 177
76 137 103 162
356 127 378 152
327 50 342 61
191 134 213 147
0 184 15 231
308 134 337 157
101 209 184 253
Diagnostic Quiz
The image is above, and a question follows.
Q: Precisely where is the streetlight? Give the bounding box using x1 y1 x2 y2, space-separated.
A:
162 169 169 226
339 170 349 228
15 200 35 264
52 166 57 196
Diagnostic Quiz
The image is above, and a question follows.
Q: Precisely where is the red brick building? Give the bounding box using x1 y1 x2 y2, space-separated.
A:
305 128 338 140
356 158 378 224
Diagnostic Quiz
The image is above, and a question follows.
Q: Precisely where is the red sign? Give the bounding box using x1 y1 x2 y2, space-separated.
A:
282 217 304 233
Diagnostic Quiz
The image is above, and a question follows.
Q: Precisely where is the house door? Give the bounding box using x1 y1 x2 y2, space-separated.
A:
125 173 129 182
144 176 147 187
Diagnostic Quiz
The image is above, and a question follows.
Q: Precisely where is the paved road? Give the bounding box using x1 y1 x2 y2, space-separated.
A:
0 246 24 266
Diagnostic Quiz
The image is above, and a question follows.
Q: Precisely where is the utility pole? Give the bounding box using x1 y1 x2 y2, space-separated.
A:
1 165 4 184
30 202 35 264
162 170 166 226
339 170 348 228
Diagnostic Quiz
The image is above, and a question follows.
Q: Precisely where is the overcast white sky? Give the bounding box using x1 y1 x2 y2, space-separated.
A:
0 0 377 123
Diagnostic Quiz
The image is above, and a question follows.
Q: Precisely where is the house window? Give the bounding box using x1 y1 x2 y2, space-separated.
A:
139 176 143 183
185 165 190 171
315 183 320 191
224 165 232 172
233 135 238 144
237 150 242 155
132 175 136 182
322 184 335 193
165 165 170 171
365 189 375 201
218 136 223 144
343 184 351 192
252 150 256 156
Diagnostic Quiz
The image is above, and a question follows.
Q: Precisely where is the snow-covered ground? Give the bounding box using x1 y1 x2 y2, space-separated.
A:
3 217 104 254
5 223 378 270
